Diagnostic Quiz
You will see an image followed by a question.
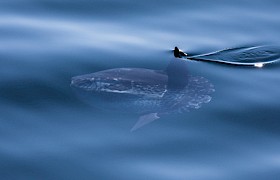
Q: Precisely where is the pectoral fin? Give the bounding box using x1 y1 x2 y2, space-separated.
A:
130 113 160 132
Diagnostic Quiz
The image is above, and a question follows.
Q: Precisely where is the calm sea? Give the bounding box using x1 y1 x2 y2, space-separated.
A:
1 0 280 179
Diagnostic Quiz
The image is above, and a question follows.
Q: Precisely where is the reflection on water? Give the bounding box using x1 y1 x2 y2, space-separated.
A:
1 0 280 179
0 15 149 52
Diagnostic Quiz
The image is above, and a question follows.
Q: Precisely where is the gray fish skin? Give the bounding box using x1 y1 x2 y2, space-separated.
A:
71 67 214 115
71 68 168 113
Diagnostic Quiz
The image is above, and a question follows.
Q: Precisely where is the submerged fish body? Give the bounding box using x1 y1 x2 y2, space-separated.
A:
71 58 215 130
71 67 214 115
71 68 168 113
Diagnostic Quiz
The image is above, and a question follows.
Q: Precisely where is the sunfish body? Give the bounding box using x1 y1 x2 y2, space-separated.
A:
71 58 214 131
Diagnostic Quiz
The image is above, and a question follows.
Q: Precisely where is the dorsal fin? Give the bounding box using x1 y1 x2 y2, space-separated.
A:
174 47 187 58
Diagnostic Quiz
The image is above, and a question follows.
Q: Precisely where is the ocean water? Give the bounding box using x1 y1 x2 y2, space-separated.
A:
1 0 280 179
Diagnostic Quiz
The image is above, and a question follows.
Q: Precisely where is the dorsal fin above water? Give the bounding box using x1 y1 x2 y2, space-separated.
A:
174 47 187 58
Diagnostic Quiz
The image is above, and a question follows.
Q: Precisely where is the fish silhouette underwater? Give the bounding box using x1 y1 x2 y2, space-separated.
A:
174 45 280 67
71 56 215 131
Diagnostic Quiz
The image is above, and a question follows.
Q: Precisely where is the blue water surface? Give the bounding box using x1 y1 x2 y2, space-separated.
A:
1 0 280 179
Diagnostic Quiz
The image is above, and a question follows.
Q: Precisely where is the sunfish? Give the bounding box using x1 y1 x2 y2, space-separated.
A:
71 58 214 131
